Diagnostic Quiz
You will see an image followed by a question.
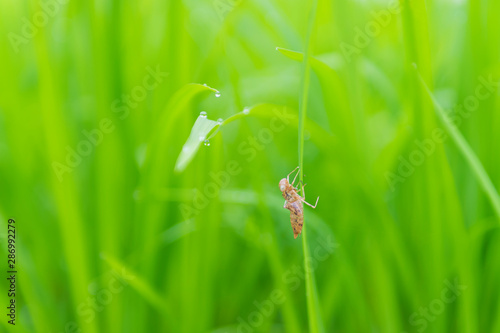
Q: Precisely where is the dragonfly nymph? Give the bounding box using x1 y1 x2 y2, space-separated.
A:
279 166 319 239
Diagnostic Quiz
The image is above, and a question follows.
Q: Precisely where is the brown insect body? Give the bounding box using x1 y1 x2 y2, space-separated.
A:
279 168 318 239
280 179 304 239
286 201 304 239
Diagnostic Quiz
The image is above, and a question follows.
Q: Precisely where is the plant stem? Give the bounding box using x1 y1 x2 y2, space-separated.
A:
299 1 324 332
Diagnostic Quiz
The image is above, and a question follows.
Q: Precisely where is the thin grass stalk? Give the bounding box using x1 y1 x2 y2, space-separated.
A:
415 69 500 220
298 0 324 332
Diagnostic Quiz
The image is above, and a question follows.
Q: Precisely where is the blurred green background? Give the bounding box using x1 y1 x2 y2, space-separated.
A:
1 0 500 332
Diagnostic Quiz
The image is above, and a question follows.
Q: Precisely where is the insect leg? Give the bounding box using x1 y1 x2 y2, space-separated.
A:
295 181 306 190
290 168 300 186
286 166 300 183
303 196 319 209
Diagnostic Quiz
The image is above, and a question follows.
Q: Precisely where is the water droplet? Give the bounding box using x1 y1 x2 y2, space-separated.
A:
243 107 250 115
200 111 207 118
203 83 207 87
217 118 223 124
215 92 221 98
204 140 210 146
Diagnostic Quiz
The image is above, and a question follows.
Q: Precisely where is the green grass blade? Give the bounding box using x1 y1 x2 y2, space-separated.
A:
415 68 500 220
101 253 177 329
174 114 218 172
297 1 324 332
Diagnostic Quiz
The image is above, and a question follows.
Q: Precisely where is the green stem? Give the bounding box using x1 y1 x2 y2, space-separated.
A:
299 1 324 332
415 68 500 220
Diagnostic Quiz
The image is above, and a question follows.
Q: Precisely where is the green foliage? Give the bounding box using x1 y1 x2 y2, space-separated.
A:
0 0 499 332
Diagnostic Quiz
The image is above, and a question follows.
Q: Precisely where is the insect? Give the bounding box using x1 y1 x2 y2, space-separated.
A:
279 166 319 239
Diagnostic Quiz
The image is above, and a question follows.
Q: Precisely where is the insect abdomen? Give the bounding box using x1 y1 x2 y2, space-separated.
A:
286 201 304 239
